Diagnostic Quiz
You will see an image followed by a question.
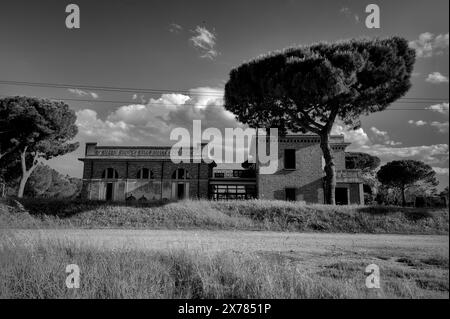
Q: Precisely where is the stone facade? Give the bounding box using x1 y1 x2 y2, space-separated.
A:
79 143 211 201
257 135 364 204
80 134 365 205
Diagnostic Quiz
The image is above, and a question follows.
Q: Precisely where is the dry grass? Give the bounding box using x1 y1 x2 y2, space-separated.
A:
0 231 448 299
1 199 448 234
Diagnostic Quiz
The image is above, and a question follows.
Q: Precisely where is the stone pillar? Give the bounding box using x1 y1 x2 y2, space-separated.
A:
359 183 365 205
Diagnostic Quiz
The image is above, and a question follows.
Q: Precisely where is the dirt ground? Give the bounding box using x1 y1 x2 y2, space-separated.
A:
5 229 448 257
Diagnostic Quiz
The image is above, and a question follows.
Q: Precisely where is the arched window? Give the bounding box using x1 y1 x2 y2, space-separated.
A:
171 168 190 180
102 168 119 179
137 168 153 179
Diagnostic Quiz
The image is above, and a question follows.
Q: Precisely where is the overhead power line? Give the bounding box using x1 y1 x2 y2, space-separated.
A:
0 79 449 101
0 80 222 97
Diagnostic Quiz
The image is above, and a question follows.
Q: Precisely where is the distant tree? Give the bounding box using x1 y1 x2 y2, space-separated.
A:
440 186 449 199
375 184 401 206
224 37 415 204
0 118 20 160
0 97 79 198
376 160 438 206
24 164 53 197
25 164 82 198
440 186 449 206
345 152 380 171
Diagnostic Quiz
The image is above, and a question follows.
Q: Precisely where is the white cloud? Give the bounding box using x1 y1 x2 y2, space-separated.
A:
431 121 449 133
68 88 99 99
105 94 191 134
433 167 449 175
370 126 388 137
331 124 370 148
427 102 449 116
190 26 219 59
357 143 449 166
169 23 183 34
339 7 360 23
408 119 448 133
409 32 449 58
408 120 427 126
426 72 449 84
335 125 449 167
74 87 236 148
75 109 133 143
370 127 402 146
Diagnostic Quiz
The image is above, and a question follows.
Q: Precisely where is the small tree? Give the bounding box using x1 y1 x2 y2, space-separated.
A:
224 37 415 204
376 160 438 206
440 186 449 199
26 164 82 198
0 97 79 198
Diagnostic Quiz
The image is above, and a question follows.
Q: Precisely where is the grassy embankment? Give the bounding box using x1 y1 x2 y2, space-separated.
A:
0 198 448 234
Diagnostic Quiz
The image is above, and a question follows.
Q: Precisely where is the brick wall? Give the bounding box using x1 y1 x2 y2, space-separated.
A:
81 159 210 200
258 136 347 203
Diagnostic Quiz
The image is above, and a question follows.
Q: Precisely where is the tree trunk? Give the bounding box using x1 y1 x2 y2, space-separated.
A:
17 172 30 198
320 133 336 205
17 148 37 198
401 185 406 207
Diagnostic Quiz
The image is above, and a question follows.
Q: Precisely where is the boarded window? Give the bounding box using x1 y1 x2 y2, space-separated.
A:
102 168 119 179
284 149 296 169
172 168 190 179
137 168 153 179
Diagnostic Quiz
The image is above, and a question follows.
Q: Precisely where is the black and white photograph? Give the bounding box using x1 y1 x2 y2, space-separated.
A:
0 0 448 308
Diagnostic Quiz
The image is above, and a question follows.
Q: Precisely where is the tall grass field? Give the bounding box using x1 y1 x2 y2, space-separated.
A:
0 232 448 299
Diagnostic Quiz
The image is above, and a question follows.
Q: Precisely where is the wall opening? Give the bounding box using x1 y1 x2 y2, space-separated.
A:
285 188 296 201
106 183 114 201
335 187 348 205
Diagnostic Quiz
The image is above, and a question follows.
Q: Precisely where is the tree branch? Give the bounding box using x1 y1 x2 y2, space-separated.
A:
324 106 339 134
298 109 325 130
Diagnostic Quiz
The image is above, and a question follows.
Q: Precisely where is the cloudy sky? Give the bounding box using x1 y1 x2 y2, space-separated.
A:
0 0 448 189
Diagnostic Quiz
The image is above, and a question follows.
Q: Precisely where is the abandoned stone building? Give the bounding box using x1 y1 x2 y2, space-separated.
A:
79 135 364 205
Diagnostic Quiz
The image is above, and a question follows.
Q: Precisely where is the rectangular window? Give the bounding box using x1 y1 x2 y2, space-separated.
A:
284 149 296 169
285 188 296 201
345 157 356 169
214 173 225 178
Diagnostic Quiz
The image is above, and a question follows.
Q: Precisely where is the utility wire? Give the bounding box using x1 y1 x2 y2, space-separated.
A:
0 79 449 101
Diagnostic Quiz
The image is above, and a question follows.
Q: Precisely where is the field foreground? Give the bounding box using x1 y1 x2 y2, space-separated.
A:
1 229 448 299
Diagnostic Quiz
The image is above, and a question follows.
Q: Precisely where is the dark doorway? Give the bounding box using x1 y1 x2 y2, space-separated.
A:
285 188 296 201
284 149 296 169
177 183 185 199
335 187 348 205
106 183 113 201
